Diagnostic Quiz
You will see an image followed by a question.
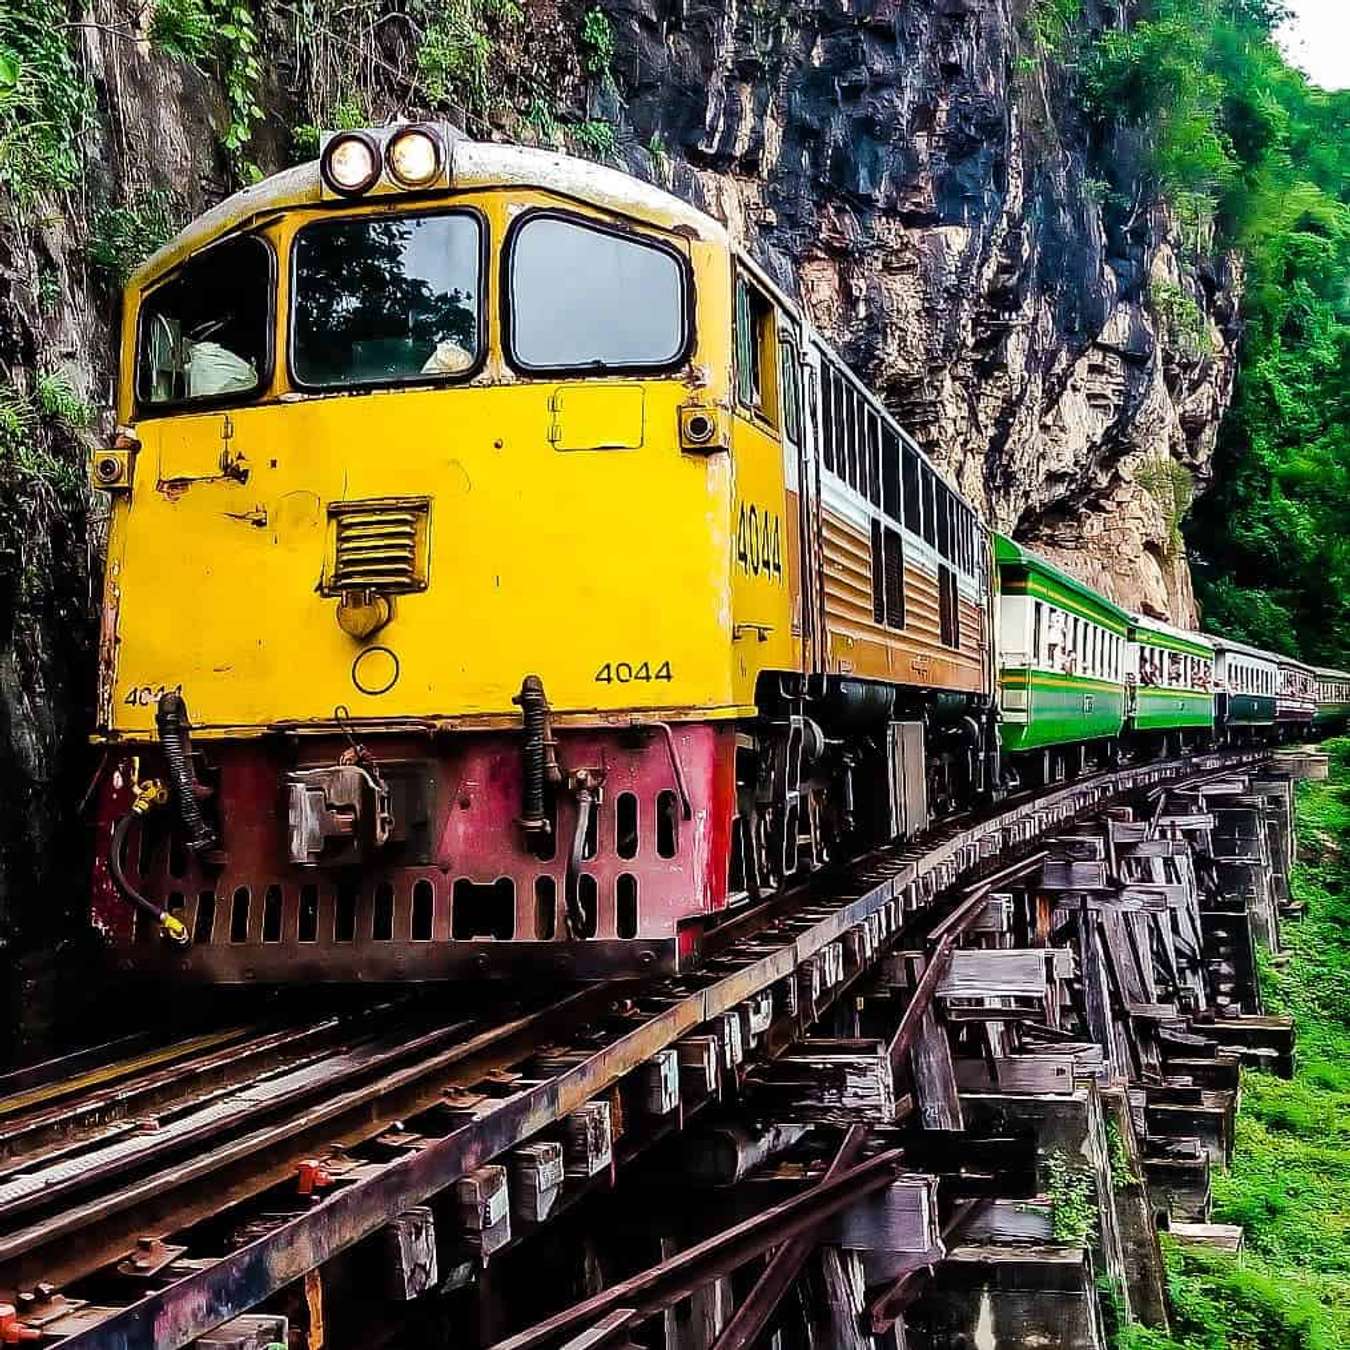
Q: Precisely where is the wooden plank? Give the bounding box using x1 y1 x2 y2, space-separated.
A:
954 1055 1078 1094
1170 1222 1244 1254
938 949 1051 999
749 1040 896 1123
824 1175 940 1253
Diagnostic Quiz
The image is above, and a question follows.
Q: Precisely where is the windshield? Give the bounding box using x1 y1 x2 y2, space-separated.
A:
137 235 271 407
291 212 482 387
507 215 688 371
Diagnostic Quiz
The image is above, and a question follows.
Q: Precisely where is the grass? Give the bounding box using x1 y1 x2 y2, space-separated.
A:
1116 737 1350 1348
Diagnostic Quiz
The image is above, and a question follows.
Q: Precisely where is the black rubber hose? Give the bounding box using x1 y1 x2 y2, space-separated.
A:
564 786 594 939
109 813 189 945
156 692 217 853
514 674 549 836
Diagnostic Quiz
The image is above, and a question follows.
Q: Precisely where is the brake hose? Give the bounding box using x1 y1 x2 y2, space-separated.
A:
107 781 190 945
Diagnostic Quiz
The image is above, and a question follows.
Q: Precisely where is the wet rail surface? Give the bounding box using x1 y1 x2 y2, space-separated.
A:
0 747 1276 1347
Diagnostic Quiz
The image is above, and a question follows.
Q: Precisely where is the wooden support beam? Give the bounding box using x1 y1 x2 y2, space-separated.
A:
747 1039 895 1122
487 1150 907 1349
910 996 963 1131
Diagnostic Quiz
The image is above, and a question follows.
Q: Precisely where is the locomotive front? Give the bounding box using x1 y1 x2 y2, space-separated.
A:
90 128 762 981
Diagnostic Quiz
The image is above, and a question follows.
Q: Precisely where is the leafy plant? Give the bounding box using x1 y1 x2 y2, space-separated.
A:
523 97 559 147
0 0 95 204
292 92 367 161
1137 456 1196 560
1105 1118 1138 1192
418 0 493 115
1025 0 1082 60
149 0 215 64
579 6 614 76
88 190 180 284
571 118 615 160
36 372 92 430
202 0 264 167
0 383 82 498
1148 280 1214 360
1046 1152 1096 1245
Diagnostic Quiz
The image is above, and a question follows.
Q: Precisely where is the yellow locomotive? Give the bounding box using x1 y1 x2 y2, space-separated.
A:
90 125 997 982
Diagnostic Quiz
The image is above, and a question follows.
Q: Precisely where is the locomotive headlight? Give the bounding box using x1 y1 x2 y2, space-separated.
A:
321 131 381 196
385 126 443 189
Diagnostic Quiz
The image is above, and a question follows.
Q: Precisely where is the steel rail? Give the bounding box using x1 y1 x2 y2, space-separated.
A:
28 746 1275 1349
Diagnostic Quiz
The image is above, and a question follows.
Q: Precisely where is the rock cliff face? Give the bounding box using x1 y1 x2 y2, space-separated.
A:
0 0 1239 1047
603 0 1239 621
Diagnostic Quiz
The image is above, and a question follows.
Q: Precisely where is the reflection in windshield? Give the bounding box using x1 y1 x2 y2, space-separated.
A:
292 214 480 387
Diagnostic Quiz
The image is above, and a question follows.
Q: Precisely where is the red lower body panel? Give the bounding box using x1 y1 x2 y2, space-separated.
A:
90 722 737 983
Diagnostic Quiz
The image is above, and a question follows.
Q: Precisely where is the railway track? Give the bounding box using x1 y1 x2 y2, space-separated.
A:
0 746 1280 1348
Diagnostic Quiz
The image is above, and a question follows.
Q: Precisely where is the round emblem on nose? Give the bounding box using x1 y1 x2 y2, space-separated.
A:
352 646 400 696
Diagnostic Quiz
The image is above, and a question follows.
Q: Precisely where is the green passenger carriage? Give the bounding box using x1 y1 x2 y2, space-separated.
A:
994 536 1129 764
1127 616 1215 738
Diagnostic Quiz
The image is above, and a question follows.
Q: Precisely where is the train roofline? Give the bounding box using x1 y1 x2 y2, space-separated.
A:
127 138 729 296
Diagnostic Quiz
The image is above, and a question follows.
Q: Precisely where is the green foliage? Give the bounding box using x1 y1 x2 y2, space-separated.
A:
1105 1117 1137 1192
35 371 92 430
1025 0 1082 60
1136 455 1196 560
1081 1 1349 664
571 118 615 160
291 93 366 162
417 0 520 119
1110 742 1350 1349
522 98 560 147
208 0 264 163
0 383 83 499
88 190 180 284
149 0 215 65
1148 280 1215 359
0 0 95 204
579 6 614 76
1046 1151 1096 1244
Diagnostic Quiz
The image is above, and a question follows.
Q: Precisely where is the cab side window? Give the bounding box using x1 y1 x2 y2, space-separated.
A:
735 279 779 426
138 234 271 407
778 333 802 445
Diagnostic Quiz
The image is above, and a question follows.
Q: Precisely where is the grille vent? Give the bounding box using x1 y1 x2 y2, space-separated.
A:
325 497 430 595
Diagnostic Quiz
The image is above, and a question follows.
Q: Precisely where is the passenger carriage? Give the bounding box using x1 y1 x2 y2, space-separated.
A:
1314 667 1350 727
1211 637 1279 741
994 537 1128 781
1125 616 1215 749
1275 656 1317 737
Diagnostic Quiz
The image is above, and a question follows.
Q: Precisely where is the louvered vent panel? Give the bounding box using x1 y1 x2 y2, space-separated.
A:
327 498 429 594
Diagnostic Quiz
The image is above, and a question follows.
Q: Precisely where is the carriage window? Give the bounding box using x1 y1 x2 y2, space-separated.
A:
820 364 836 471
826 369 837 475
845 386 859 488
902 443 921 535
292 213 480 387
866 411 882 507
881 426 901 520
922 465 937 547
138 234 270 406
1033 601 1044 664
511 215 687 372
